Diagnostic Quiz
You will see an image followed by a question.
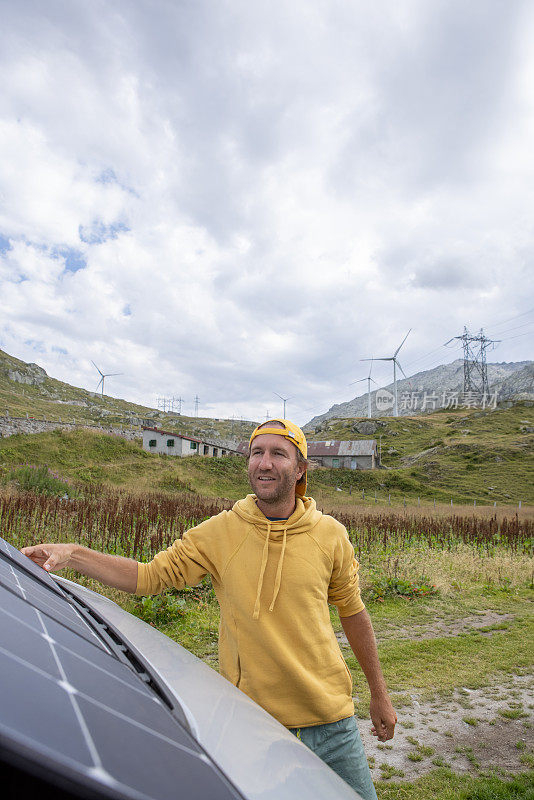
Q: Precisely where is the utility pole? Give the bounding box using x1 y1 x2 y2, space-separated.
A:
445 327 499 396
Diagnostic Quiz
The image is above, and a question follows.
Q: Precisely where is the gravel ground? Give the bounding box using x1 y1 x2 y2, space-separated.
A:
342 611 534 782
359 674 533 781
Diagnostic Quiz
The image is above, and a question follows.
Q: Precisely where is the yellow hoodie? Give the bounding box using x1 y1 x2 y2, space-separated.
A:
136 495 365 727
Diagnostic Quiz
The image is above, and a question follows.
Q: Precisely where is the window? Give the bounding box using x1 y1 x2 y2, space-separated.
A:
221 450 226 456
332 458 340 468
190 441 197 450
149 439 156 447
167 439 175 447
203 445 209 455
213 448 218 457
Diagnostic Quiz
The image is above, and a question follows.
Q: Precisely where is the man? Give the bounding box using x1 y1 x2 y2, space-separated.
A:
22 419 396 799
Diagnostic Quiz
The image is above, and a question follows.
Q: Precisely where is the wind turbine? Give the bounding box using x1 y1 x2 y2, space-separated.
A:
91 361 122 397
362 330 411 417
350 359 377 419
273 392 292 418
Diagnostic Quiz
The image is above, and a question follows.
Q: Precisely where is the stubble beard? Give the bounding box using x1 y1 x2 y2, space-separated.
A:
249 468 300 508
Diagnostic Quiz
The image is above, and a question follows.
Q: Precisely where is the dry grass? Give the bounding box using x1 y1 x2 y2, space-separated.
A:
315 494 534 521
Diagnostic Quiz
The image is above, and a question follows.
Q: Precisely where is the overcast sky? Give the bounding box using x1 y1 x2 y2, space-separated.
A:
1 0 533 425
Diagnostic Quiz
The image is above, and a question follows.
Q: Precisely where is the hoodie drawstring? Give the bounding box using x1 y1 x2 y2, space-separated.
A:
253 522 271 620
253 523 289 619
269 526 287 612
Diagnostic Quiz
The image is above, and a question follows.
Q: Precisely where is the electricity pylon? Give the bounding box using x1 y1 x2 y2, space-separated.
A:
445 327 499 396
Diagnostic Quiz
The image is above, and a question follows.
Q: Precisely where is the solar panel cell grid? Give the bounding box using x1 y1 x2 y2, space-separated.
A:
0 556 109 651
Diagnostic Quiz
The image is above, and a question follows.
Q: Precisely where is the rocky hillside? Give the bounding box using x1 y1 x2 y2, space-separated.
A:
0 348 255 442
305 359 533 429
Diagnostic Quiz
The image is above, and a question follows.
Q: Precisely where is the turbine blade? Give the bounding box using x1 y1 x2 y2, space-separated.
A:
91 360 104 376
394 329 411 358
395 359 408 379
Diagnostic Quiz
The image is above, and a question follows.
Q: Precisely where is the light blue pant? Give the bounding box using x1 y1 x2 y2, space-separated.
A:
288 716 377 800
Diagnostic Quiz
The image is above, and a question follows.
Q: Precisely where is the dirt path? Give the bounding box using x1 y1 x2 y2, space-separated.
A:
337 610 516 646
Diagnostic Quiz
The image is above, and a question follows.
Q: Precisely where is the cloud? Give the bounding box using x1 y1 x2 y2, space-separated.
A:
0 0 533 424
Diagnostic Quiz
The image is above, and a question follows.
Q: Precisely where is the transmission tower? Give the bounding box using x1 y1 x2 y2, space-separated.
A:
194 395 200 417
157 397 173 413
172 396 184 414
445 327 499 396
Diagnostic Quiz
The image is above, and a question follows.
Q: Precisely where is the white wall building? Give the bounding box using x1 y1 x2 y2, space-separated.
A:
142 427 242 458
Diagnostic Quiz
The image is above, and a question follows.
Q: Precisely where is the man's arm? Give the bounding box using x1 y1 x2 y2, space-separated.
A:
340 608 397 741
21 543 138 593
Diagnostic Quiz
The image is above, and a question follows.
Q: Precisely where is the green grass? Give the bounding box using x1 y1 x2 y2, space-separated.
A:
349 611 532 699
0 428 251 497
375 768 534 799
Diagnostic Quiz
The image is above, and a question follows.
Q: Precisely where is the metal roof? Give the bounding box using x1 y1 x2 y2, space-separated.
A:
307 439 377 457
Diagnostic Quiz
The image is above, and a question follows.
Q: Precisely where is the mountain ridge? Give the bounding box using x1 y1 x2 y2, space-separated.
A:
304 358 534 429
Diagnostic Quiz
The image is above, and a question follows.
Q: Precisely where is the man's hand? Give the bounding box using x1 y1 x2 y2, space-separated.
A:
20 543 138 593
21 543 76 572
370 694 397 741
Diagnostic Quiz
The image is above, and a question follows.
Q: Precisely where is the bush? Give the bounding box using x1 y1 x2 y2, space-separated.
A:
131 593 187 626
366 575 437 602
8 464 78 498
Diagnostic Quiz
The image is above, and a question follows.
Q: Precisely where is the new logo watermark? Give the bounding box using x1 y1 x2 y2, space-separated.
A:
375 388 395 412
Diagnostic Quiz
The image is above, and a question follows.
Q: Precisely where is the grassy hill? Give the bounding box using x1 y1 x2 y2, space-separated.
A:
307 404 534 506
0 400 533 506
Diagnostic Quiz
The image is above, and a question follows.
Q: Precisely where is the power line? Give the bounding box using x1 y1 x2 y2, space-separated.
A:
484 321 534 337
483 307 534 332
498 331 534 342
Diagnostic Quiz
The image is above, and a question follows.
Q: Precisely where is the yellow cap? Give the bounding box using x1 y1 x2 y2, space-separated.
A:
249 418 308 497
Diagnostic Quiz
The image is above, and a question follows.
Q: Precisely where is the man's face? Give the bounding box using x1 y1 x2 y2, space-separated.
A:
248 432 305 506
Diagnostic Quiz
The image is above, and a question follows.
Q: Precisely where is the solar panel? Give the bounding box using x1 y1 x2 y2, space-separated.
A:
0 545 110 651
0 537 66 596
0 535 245 800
